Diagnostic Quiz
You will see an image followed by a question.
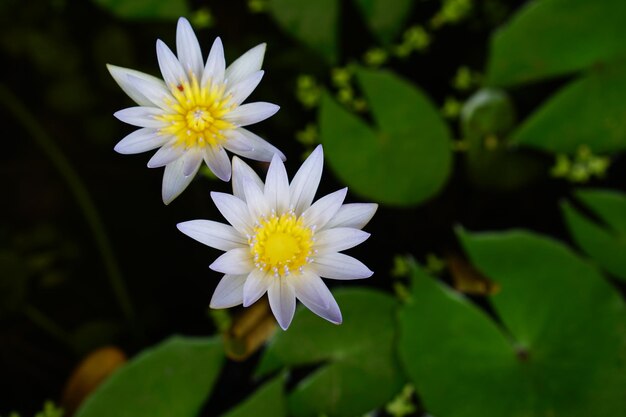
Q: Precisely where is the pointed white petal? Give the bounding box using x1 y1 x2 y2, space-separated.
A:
114 128 169 154
227 70 264 106
176 17 204 80
114 107 165 128
210 274 247 308
203 145 231 181
264 153 289 213
232 156 264 201
147 141 185 168
268 279 296 330
224 102 279 127
290 270 330 309
300 288 342 325
210 247 254 274
225 43 266 87
289 144 323 215
202 37 226 87
107 64 166 107
243 268 272 307
325 203 378 230
183 149 203 176
156 39 188 87
177 220 246 251
314 228 370 254
312 253 373 280
162 157 198 205
210 192 254 234
125 74 173 110
302 188 347 229
243 178 270 219
223 128 285 162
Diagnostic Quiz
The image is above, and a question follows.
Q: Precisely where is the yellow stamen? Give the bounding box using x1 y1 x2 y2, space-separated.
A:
157 75 235 148
249 212 315 278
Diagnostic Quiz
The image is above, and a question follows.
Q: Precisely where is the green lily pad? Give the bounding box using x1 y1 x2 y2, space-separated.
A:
91 0 189 20
267 0 339 64
562 189 626 281
222 375 287 417
352 0 413 44
486 0 626 86
511 62 626 153
320 67 452 206
399 229 626 417
75 336 224 417
256 289 403 417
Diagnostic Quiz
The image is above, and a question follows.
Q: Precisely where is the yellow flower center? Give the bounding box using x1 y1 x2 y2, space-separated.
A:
157 75 235 148
249 212 315 277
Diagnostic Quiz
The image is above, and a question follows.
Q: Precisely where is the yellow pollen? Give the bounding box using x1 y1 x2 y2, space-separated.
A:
156 74 236 148
249 212 315 278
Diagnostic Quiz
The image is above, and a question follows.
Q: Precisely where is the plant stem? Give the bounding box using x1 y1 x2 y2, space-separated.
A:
23 304 72 348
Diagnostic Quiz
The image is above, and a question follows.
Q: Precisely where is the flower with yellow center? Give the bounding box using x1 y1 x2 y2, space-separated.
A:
107 17 284 204
177 145 377 329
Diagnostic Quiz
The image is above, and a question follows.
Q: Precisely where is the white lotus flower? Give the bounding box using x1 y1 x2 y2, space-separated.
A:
108 17 284 204
177 145 377 330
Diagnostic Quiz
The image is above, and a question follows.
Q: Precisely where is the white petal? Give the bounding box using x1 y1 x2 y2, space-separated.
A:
114 128 169 154
162 157 198 205
225 43 266 87
243 178 270 220
243 268 272 307
227 70 264 106
107 64 166 107
290 270 330 309
202 37 226 87
223 102 279 127
302 188 347 229
297 283 342 325
156 39 188 87
232 156 264 201
289 144 323 215
312 253 373 280
183 149 203 176
210 247 254 274
125 74 173 110
314 228 370 254
176 17 204 80
325 203 378 230
210 192 253 234
264 154 289 213
210 274 247 308
147 141 185 168
268 279 296 330
114 107 165 128
203 146 232 181
223 128 285 162
177 220 246 251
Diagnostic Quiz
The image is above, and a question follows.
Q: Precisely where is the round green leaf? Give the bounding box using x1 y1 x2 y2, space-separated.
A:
320 67 452 206
486 0 626 86
562 189 626 281
399 230 626 417
256 288 404 417
75 336 224 417
352 0 413 44
511 62 626 153
91 0 189 20
222 375 287 417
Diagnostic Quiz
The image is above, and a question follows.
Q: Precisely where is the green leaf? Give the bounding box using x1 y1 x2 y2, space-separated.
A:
267 0 338 64
486 0 626 86
562 189 626 281
257 289 404 417
352 0 414 44
399 230 626 417
511 61 626 153
75 336 224 417
222 375 287 417
320 67 452 206
91 0 189 20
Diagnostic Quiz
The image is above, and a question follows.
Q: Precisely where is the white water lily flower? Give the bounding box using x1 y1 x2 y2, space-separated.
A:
177 145 377 330
108 17 284 204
